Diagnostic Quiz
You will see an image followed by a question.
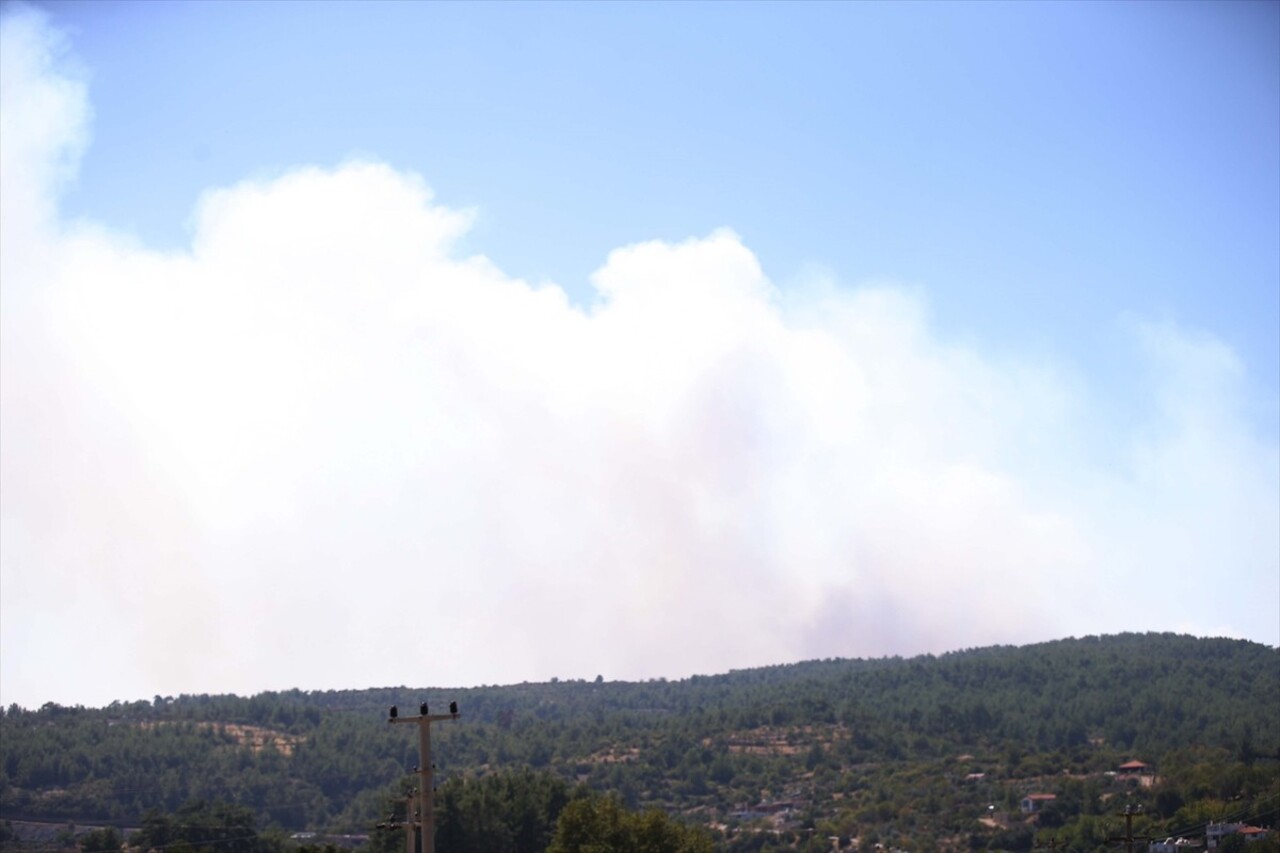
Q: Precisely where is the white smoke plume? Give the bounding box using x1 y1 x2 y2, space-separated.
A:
2 7 1275 707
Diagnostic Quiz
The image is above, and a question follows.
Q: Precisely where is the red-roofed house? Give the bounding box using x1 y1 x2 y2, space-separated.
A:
1207 823 1243 850
1020 794 1057 814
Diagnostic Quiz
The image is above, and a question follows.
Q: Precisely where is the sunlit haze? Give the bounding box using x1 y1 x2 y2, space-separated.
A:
1 1 1277 709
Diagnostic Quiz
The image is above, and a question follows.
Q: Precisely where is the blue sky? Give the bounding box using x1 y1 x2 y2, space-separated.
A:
44 1 1280 380
1 1 1277 708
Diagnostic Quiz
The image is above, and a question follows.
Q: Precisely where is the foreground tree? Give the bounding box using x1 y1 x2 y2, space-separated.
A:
80 826 123 853
547 796 712 853
129 801 281 853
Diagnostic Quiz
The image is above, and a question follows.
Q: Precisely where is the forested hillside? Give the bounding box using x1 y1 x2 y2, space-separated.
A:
2 633 1277 852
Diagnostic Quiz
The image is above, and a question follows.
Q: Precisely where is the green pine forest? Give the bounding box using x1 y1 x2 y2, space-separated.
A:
1 633 1277 853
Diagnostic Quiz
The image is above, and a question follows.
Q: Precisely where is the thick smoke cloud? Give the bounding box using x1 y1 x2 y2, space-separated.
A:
2 8 1276 707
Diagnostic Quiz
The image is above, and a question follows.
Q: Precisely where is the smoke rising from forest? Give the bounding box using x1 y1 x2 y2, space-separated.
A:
2 6 1276 708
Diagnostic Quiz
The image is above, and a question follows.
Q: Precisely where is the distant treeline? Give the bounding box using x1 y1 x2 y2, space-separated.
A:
1 633 1276 852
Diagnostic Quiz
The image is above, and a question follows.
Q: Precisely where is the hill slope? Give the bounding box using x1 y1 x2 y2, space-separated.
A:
2 633 1276 848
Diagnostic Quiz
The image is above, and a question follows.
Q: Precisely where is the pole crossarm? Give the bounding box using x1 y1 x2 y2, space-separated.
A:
389 713 460 724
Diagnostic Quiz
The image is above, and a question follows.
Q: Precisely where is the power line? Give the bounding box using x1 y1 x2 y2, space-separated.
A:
1157 792 1280 841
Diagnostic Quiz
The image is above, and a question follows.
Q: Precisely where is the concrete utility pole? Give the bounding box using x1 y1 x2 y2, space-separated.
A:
1108 805 1150 853
389 702 459 853
375 789 419 853
403 789 417 853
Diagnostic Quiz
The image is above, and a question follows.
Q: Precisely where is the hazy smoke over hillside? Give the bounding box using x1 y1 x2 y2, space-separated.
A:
2 6 1276 707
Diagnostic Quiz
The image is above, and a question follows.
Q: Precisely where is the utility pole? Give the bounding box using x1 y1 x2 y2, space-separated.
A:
375 789 418 853
1108 805 1151 853
403 789 417 853
389 701 459 853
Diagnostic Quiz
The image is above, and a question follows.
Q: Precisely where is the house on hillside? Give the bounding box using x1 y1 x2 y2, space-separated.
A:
1150 838 1202 853
1118 759 1157 786
1020 794 1057 814
1239 827 1271 844
1206 823 1243 850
